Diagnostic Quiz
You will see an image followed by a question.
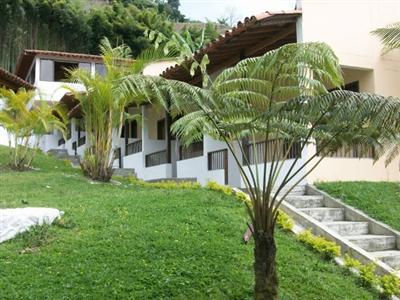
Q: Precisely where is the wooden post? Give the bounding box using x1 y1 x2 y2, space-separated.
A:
124 124 129 155
166 110 172 164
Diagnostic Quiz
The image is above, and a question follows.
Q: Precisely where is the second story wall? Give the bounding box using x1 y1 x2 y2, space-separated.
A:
299 0 400 97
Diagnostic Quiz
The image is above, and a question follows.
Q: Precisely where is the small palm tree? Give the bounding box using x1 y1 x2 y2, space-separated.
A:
372 22 400 53
150 42 400 299
67 38 168 181
0 88 67 170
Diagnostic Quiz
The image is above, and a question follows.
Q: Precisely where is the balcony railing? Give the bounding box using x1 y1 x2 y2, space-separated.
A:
78 136 86 147
317 143 374 158
207 149 228 184
179 141 203 160
145 150 167 167
243 139 301 166
208 149 227 171
126 140 142 156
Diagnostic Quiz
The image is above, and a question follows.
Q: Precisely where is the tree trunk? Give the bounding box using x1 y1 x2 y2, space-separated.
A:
254 231 278 300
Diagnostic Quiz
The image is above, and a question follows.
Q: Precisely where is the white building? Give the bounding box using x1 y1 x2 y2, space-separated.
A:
2 3 400 187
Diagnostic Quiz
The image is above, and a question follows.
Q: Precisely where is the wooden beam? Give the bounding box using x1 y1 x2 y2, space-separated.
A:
245 26 296 57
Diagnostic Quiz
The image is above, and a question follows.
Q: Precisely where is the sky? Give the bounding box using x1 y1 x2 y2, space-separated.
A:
180 0 297 24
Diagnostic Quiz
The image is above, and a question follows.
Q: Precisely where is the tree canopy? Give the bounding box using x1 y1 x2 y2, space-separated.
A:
0 0 178 71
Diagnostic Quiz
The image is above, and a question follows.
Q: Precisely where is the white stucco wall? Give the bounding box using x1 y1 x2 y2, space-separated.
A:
298 1 400 183
300 0 400 97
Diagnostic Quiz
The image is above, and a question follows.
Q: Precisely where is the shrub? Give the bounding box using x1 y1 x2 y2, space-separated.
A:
206 180 233 195
380 274 400 297
343 253 362 269
358 263 379 287
276 210 294 231
297 229 341 259
343 254 400 297
234 189 252 207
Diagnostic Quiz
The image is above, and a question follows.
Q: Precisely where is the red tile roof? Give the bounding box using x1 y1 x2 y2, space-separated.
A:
15 50 104 80
0 67 34 91
162 10 301 84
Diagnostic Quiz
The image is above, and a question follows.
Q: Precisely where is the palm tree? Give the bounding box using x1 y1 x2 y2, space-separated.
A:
150 42 400 299
0 88 67 170
372 22 400 53
67 38 168 181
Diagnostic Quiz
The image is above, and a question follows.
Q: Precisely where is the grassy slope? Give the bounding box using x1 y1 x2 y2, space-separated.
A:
317 181 400 232
0 148 378 299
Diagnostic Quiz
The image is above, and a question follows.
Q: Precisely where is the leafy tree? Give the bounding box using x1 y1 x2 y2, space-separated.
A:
0 0 173 71
372 22 400 53
157 0 185 21
149 42 400 299
88 1 173 56
0 88 67 170
66 38 167 181
217 17 229 26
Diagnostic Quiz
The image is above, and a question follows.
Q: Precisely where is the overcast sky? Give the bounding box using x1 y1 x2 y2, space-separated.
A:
180 0 297 23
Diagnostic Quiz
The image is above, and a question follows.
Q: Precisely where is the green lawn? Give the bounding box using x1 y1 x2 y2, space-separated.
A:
0 147 378 299
316 181 400 232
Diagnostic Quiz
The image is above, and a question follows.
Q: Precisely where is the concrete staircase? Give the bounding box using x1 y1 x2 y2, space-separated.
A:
47 149 80 168
280 185 400 277
112 168 137 178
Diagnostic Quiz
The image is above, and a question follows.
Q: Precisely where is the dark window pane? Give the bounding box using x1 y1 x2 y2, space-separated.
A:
121 125 125 138
130 120 137 139
54 61 78 81
95 63 106 76
40 59 54 81
344 81 359 92
157 119 165 140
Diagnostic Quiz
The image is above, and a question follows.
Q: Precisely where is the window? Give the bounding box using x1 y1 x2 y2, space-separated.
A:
54 61 78 81
40 59 92 82
27 65 35 84
66 122 72 140
344 81 359 92
121 121 137 139
157 119 165 140
95 63 106 76
79 62 91 72
329 81 360 93
40 59 54 81
121 125 125 138
130 120 137 139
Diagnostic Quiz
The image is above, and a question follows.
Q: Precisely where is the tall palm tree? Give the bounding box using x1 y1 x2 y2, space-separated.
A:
0 88 67 170
67 38 168 181
372 22 400 53
150 42 400 299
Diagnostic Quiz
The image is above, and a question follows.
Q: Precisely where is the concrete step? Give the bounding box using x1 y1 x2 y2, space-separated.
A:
285 195 324 208
273 185 306 196
299 207 345 222
370 250 400 270
323 221 369 236
345 235 396 252
113 168 137 178
47 149 69 159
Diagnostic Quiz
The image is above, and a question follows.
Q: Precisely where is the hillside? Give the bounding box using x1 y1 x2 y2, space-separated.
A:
0 147 378 299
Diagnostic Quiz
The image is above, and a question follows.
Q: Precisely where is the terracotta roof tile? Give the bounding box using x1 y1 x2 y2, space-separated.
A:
162 10 301 83
0 67 34 91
